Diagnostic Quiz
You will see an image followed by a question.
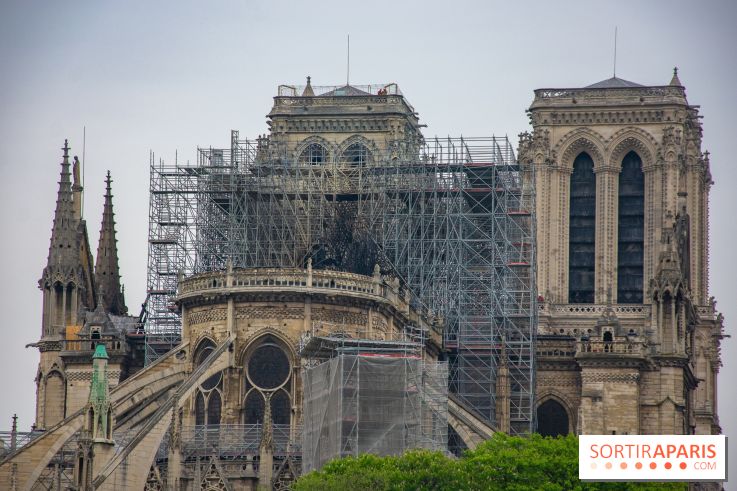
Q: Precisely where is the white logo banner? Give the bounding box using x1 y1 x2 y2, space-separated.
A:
579 435 726 482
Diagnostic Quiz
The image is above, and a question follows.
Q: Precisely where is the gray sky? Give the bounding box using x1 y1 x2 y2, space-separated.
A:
1 0 736 484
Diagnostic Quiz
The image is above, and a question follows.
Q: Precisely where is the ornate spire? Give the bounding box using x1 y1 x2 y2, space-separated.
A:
87 344 114 443
44 140 80 275
669 67 682 86
94 171 127 315
302 75 315 97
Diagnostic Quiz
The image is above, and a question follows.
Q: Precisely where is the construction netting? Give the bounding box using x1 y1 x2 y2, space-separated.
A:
301 353 448 472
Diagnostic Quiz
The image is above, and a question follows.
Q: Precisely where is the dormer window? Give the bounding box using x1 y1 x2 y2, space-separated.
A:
91 326 101 340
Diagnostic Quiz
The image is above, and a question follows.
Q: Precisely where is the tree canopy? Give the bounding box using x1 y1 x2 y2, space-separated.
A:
293 433 686 491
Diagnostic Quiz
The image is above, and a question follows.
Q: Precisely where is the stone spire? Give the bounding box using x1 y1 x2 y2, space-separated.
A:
669 67 682 86
44 140 80 274
95 171 127 315
302 75 315 97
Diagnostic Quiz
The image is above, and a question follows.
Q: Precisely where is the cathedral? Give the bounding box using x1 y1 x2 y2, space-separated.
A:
0 69 724 490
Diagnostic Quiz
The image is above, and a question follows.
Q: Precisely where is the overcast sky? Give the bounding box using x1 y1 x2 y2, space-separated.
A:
1 0 736 484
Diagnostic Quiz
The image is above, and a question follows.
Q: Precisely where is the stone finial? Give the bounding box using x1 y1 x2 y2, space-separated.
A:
669 67 682 86
302 75 315 97
62 139 69 158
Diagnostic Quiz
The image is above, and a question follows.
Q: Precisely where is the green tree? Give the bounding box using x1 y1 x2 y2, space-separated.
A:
294 433 686 491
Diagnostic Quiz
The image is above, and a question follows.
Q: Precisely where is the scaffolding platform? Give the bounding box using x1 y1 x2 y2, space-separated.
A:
145 130 537 434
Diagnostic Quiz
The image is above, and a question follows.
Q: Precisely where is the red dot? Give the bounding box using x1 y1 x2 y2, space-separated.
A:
650 462 657 469
665 462 672 470
620 462 627 469
680 462 687 470
635 462 643 469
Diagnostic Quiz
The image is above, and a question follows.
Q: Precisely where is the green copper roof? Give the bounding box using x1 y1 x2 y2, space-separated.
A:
93 343 109 359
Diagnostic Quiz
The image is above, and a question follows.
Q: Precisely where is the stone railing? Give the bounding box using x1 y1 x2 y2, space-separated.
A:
576 340 646 356
537 340 577 358
179 268 383 299
543 303 650 318
61 338 126 355
533 85 685 103
178 267 443 346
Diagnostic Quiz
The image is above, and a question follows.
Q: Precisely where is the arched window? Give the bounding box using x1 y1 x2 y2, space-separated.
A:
569 152 596 303
194 372 223 427
617 151 644 303
271 389 291 425
193 338 216 366
243 335 292 427
193 339 222 427
341 143 370 167
537 399 570 437
299 143 327 165
195 391 206 426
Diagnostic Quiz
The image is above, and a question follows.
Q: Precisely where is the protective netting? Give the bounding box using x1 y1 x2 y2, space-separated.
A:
302 354 448 472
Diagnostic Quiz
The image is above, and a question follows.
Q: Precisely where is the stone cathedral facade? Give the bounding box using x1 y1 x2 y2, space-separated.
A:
519 70 723 437
0 69 724 490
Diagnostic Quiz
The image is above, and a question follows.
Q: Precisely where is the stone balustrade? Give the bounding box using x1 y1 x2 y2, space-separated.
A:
541 303 650 318
576 340 646 356
178 267 443 345
61 338 126 355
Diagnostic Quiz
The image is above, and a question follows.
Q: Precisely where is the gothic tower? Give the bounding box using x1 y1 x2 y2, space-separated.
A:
34 147 133 430
519 70 723 436
35 140 96 429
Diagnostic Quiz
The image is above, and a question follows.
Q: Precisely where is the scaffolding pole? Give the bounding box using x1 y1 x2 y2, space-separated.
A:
144 130 536 433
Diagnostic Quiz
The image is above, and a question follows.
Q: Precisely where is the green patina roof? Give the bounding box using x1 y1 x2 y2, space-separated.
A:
93 343 109 360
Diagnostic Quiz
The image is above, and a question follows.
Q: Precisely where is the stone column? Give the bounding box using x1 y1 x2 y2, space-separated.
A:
594 165 618 303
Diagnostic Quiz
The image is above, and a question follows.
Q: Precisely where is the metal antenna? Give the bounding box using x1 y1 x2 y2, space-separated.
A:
82 125 86 218
346 34 350 86
613 26 618 78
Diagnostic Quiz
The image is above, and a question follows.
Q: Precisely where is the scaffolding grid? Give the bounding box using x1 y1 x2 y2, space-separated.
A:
145 130 536 433
301 353 448 472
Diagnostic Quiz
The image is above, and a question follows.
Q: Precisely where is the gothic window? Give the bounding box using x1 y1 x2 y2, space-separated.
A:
242 336 292 427
569 152 596 303
207 391 221 426
194 371 223 427
299 143 327 165
617 151 644 303
536 399 569 437
193 339 223 427
271 388 291 425
195 391 206 426
194 338 216 366
341 143 370 167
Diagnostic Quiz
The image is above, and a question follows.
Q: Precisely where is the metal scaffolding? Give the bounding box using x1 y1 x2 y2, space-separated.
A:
302 353 448 472
145 129 536 433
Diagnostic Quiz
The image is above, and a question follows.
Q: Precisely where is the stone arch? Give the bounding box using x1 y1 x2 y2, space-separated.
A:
608 128 658 171
536 392 574 436
237 327 298 366
555 128 606 170
337 134 378 166
294 136 335 165
192 336 217 366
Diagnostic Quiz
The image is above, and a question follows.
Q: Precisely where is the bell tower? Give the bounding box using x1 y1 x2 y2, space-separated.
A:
519 70 722 435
